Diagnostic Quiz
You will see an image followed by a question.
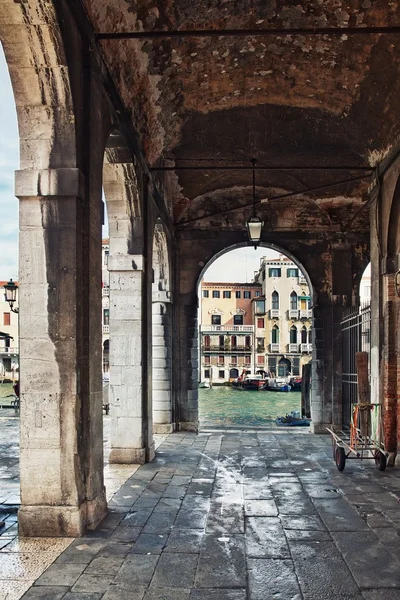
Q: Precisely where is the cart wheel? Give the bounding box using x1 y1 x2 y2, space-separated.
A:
332 438 337 460
374 451 387 472
335 446 346 471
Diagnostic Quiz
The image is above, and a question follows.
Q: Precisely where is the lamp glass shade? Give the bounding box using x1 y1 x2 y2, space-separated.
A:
247 217 263 243
4 279 17 303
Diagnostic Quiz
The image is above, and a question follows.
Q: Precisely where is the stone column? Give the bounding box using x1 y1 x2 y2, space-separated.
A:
382 272 398 462
16 168 107 537
311 245 352 433
176 302 199 431
108 253 155 464
152 293 174 433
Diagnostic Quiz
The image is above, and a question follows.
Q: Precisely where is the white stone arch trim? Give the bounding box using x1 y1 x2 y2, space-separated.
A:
0 1 76 169
103 129 142 256
152 219 171 297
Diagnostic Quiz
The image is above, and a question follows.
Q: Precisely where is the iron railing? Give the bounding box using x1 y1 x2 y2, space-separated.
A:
341 304 371 426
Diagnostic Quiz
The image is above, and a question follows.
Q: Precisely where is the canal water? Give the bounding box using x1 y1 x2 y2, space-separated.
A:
199 386 302 428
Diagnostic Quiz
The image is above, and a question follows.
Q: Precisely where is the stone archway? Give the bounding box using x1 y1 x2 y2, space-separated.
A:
0 0 109 536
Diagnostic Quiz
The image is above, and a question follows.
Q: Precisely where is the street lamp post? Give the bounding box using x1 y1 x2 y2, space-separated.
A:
3 279 18 313
3 279 19 406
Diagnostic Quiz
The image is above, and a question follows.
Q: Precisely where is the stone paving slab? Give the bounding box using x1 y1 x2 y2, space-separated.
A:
0 429 400 599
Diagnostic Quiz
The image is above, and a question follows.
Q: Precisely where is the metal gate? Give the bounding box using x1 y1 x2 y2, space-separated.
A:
341 304 371 426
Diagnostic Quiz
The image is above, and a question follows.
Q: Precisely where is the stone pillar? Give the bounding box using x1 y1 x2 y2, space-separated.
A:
16 168 107 537
370 197 383 420
177 302 198 431
382 272 398 461
311 245 352 433
108 253 155 464
152 294 174 433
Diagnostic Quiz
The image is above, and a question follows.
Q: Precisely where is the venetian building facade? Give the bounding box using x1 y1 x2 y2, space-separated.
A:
254 255 312 378
200 281 262 383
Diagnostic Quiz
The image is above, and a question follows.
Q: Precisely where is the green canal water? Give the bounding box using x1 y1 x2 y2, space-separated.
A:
199 386 302 428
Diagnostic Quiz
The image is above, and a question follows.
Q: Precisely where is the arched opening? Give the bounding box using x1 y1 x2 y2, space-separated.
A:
197 245 314 428
152 219 173 434
301 326 308 344
271 325 280 344
272 291 280 310
290 291 298 311
278 358 292 378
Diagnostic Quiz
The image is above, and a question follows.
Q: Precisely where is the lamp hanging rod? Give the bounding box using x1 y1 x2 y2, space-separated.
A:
96 25 400 40
251 158 257 214
150 165 373 172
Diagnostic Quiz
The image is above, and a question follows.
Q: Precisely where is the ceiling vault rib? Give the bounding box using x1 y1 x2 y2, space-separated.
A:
176 173 371 227
96 25 400 40
151 166 374 172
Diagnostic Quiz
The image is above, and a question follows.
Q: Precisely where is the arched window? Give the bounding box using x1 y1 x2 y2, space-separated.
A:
290 326 297 344
301 327 307 344
272 325 279 344
231 335 237 348
290 291 298 310
272 291 279 310
204 335 210 349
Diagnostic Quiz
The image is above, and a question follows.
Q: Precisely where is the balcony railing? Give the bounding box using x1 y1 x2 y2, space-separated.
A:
299 276 307 284
200 325 254 332
288 343 298 353
103 325 110 333
289 309 299 319
202 345 252 352
301 343 312 352
270 309 280 319
300 310 312 319
0 347 18 355
270 343 280 352
102 287 110 296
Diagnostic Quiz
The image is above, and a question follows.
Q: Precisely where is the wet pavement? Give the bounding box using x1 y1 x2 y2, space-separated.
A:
3 428 398 600
0 411 167 600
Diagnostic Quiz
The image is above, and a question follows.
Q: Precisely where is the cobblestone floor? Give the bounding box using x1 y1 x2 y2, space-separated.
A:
0 411 166 600
7 429 400 600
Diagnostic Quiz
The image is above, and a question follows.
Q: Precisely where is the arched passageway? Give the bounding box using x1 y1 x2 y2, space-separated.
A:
197 244 314 427
4 0 400 541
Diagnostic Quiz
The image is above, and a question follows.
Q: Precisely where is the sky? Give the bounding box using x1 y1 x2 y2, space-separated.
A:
0 44 19 281
203 247 279 283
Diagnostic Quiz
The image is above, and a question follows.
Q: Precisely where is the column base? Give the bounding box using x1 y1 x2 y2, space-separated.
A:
153 423 175 434
310 422 332 434
178 421 198 432
109 442 155 464
18 491 107 537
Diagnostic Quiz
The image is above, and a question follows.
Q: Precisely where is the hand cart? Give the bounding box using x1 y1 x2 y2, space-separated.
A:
327 403 387 472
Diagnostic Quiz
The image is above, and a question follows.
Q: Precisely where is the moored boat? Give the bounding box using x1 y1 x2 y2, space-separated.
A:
264 378 291 392
276 410 311 426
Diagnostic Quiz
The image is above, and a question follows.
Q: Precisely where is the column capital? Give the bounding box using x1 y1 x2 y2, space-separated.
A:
108 254 144 271
15 168 85 199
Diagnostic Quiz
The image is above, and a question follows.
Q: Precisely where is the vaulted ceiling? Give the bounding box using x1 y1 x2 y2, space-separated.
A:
83 0 400 229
